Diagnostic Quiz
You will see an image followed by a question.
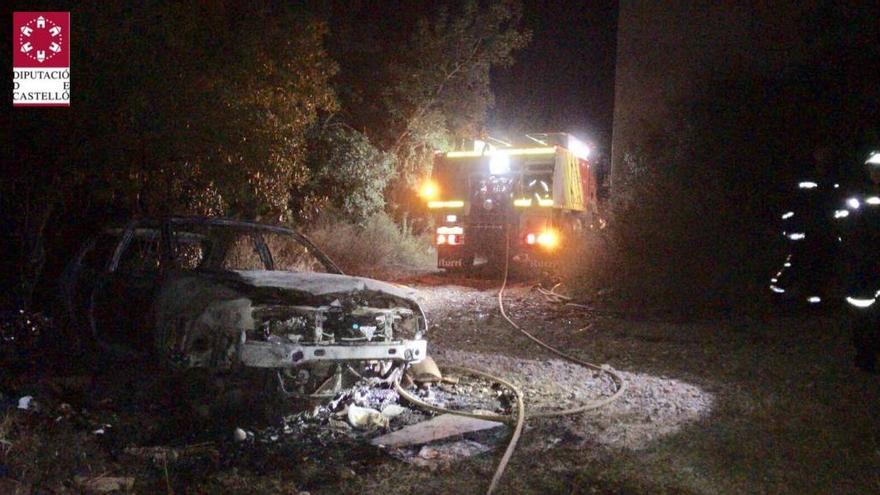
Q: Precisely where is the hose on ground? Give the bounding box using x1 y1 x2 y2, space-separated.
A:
395 231 627 494
391 364 524 494
497 237 627 417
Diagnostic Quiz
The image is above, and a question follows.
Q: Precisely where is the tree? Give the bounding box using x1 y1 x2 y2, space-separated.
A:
388 2 530 146
293 122 395 223
326 0 530 204
74 1 339 219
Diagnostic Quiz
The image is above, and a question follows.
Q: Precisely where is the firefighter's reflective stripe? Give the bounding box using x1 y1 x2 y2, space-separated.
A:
769 179 839 297
841 195 880 212
833 194 880 222
846 296 877 308
837 188 880 310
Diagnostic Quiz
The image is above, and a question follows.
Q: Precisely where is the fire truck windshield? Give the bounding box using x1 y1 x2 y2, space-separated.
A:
524 173 553 202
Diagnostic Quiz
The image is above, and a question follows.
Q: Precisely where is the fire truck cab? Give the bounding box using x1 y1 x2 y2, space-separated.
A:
421 133 599 271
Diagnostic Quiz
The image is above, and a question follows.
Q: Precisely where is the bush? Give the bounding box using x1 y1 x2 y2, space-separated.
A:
292 124 396 224
569 77 787 314
304 211 435 280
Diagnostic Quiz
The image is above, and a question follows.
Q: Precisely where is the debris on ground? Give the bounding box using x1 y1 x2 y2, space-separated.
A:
16 396 32 411
73 475 135 493
371 413 504 448
396 439 493 469
346 405 389 430
92 424 111 435
124 443 218 464
406 356 443 385
233 427 249 442
380 404 406 419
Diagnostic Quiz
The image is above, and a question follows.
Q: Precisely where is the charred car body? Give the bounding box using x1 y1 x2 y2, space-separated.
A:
60 217 427 395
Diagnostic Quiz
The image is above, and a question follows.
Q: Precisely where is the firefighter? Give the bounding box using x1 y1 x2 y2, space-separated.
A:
769 147 842 305
834 150 880 372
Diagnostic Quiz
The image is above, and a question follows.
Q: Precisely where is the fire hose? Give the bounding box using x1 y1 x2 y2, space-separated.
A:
394 233 627 494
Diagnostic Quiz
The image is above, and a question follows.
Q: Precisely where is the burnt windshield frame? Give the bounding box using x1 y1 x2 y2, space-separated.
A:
104 217 343 275
168 217 343 275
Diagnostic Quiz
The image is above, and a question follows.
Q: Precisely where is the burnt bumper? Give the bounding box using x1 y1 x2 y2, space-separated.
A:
238 339 427 368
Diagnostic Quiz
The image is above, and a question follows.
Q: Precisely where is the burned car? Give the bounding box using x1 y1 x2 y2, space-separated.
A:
60 217 427 396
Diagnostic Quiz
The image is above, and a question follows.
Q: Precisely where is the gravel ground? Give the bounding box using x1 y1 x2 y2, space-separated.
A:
407 281 728 455
432 349 713 450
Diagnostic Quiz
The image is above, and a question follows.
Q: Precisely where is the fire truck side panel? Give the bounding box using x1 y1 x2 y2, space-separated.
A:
552 149 587 211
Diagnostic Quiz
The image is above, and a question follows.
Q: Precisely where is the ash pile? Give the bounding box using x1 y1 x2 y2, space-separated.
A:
243 358 511 469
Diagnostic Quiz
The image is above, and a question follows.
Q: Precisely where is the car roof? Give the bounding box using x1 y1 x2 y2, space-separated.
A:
101 217 342 274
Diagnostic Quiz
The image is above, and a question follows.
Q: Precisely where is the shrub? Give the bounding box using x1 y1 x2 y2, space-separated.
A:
569 77 786 314
304 211 435 280
292 124 396 224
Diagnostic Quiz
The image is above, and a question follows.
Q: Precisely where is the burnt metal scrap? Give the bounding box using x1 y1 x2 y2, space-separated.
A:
59 217 428 394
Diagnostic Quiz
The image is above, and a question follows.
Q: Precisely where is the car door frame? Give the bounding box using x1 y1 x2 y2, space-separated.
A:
88 219 172 355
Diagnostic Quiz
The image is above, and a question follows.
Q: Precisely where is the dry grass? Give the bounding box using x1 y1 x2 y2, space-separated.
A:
0 411 16 457
305 212 435 280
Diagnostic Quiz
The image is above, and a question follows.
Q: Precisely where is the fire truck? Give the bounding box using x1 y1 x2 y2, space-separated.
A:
420 133 599 271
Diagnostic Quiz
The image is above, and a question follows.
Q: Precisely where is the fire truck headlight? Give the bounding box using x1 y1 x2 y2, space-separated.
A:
536 229 560 250
420 180 439 200
567 135 591 159
489 154 510 175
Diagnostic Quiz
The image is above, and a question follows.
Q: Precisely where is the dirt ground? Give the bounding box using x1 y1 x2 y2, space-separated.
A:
2 272 879 494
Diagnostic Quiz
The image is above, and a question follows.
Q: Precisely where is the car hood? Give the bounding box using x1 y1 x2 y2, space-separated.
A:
231 270 420 303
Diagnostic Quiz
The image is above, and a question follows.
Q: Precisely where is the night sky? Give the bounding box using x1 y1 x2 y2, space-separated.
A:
490 0 618 155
